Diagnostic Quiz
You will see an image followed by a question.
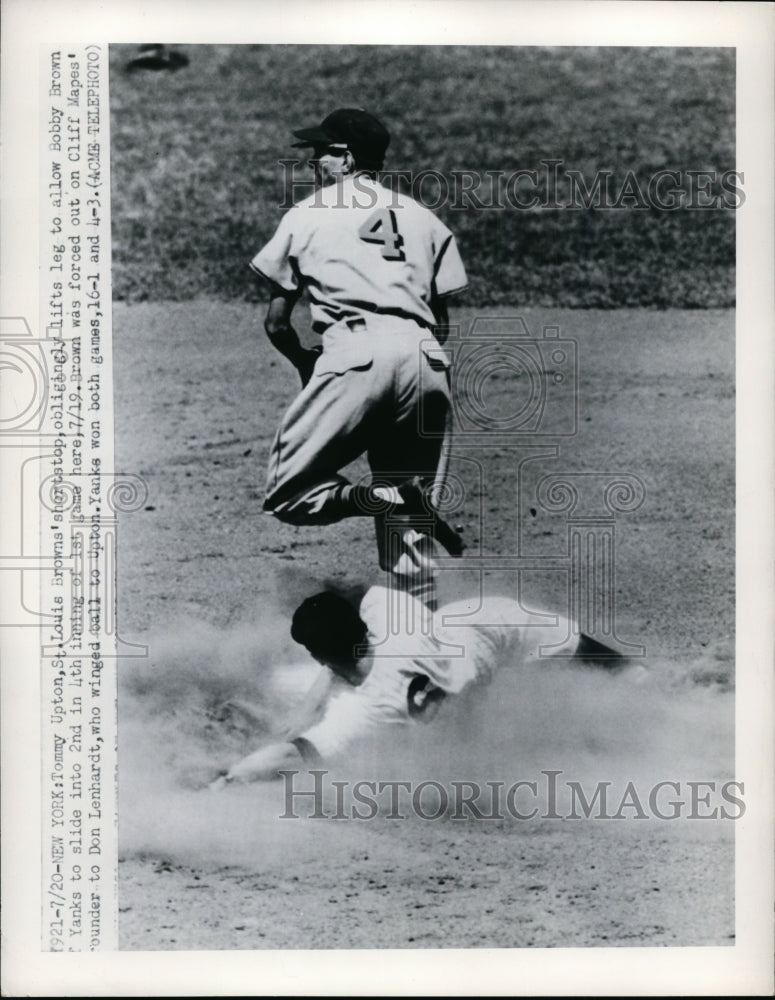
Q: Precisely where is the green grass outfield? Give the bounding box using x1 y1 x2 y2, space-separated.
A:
109 45 735 309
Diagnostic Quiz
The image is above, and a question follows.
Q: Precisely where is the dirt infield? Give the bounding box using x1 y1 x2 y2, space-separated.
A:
114 301 734 949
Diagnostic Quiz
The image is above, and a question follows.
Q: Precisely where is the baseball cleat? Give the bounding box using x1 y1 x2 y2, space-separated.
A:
575 633 632 672
126 44 189 72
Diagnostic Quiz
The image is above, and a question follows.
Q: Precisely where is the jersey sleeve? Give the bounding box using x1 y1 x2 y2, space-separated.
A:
249 211 301 292
298 687 378 760
277 668 334 739
432 228 468 298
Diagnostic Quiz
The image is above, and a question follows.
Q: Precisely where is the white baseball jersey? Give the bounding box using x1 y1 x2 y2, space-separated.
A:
250 175 467 332
297 586 578 760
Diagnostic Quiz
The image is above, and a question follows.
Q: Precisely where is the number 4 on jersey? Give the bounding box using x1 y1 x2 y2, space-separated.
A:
358 208 406 261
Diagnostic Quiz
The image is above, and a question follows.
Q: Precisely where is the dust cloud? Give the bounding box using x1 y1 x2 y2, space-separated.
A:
118 608 735 872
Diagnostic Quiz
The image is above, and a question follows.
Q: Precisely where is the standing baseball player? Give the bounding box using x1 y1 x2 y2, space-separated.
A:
212 585 632 785
250 108 468 607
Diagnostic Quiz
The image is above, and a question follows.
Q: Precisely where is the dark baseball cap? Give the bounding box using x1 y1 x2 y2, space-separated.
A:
292 108 390 169
291 591 366 669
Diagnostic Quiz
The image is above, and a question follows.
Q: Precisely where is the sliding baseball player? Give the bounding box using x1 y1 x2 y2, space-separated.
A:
211 586 630 786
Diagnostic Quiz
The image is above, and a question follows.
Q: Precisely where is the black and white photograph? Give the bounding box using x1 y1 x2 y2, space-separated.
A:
1 1 773 996
113 39 743 949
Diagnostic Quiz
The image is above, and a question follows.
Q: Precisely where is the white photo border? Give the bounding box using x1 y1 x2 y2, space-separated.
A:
1 1 773 995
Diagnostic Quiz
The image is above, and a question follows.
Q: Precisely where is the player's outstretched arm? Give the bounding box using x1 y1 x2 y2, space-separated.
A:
210 741 304 789
263 282 321 386
274 670 333 740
